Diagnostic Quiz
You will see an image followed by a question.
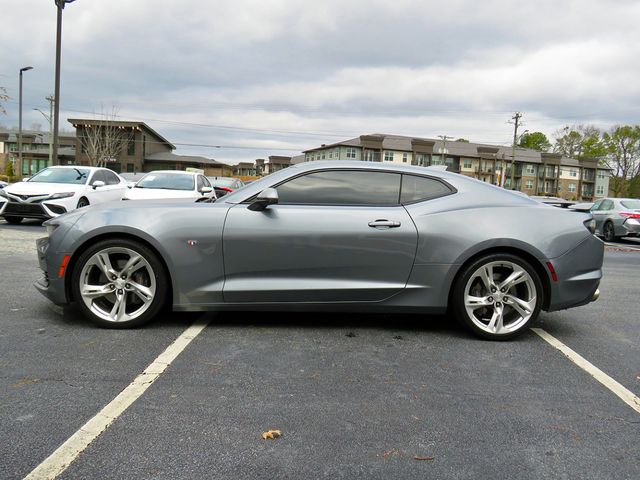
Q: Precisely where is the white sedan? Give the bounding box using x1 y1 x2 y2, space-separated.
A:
0 166 127 224
123 170 216 202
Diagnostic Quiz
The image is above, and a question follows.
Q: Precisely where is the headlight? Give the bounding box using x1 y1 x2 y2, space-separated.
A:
0 189 8 198
49 192 75 200
584 218 596 234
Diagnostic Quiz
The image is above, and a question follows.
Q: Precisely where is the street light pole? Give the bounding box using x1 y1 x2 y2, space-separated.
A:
52 0 76 167
18 66 34 179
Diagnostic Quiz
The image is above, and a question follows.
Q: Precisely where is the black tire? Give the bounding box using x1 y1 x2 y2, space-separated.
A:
452 253 543 340
3 216 23 224
77 198 90 209
603 221 617 242
71 238 168 328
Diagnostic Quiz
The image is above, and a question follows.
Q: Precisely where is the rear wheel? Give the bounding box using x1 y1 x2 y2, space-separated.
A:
603 221 617 242
3 216 23 224
452 254 543 340
71 238 168 328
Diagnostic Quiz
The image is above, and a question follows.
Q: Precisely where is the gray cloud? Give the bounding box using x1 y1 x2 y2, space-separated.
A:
2 0 639 162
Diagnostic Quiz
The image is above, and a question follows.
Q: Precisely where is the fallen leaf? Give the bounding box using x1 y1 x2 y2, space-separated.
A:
414 456 434 461
261 429 282 440
345 332 356 338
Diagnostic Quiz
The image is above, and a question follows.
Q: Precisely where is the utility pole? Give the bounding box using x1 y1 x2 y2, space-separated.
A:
438 135 452 167
47 95 54 165
509 112 522 189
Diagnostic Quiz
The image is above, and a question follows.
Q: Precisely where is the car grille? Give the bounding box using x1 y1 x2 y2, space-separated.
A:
3 202 47 217
8 194 46 203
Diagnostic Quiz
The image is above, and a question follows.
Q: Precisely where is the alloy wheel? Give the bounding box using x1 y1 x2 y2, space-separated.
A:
78 247 157 323
463 260 537 336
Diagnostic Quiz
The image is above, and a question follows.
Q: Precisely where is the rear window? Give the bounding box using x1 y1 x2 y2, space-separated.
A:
400 174 452 203
621 200 640 209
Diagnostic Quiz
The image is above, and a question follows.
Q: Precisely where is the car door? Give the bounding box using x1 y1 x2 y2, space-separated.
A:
100 169 128 202
590 199 604 233
84 170 107 205
222 169 418 303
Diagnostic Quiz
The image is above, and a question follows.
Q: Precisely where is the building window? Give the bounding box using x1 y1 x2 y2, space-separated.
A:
597 170 606 179
525 164 535 175
127 163 134 172
384 151 394 162
570 169 577 177
127 132 135 156
463 159 472 169
568 183 576 192
596 185 605 195
525 180 533 189
402 153 408 163
328 151 332 159
346 147 357 159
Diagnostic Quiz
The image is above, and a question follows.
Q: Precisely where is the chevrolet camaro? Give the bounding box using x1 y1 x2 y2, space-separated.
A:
35 161 603 339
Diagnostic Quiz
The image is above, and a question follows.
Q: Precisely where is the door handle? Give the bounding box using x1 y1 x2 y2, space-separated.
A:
368 219 401 229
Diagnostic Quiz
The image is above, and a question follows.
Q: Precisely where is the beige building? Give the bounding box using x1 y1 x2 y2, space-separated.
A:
303 134 610 201
0 128 75 177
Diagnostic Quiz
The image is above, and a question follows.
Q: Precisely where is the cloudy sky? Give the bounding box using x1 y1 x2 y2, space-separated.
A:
1 0 639 164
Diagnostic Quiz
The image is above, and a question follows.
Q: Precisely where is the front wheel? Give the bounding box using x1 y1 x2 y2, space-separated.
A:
452 254 543 340
71 239 168 328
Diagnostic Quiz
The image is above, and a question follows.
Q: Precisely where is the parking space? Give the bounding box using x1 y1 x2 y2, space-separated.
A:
1 220 639 479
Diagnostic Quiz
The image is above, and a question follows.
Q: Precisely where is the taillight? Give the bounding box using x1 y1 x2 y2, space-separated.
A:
220 187 233 192
620 212 640 219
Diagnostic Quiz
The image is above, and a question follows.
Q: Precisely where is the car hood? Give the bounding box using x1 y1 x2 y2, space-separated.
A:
124 188 197 200
4 182 85 195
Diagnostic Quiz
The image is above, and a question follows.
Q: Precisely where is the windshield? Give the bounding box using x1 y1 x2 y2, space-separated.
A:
29 168 91 185
621 200 640 209
135 173 194 191
208 177 236 187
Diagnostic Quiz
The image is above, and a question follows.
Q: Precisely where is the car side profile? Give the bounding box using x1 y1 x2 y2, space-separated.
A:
590 197 640 241
35 161 603 340
122 170 216 201
0 166 127 223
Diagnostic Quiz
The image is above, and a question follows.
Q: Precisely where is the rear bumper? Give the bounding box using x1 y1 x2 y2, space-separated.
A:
546 234 604 312
621 219 640 236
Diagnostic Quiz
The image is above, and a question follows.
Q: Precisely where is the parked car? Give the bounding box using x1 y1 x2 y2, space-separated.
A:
0 180 7 189
35 161 603 340
0 166 127 224
122 170 216 202
119 172 146 188
530 196 576 208
590 197 640 241
206 176 245 197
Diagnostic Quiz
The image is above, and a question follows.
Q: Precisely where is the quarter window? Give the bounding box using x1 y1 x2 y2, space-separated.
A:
276 170 401 206
103 170 121 185
400 174 452 204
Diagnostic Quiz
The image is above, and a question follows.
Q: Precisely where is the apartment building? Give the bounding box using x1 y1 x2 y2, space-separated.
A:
0 128 76 176
303 134 610 201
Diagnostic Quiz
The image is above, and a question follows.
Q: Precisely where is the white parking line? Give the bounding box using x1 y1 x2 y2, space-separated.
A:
24 317 211 480
532 328 640 415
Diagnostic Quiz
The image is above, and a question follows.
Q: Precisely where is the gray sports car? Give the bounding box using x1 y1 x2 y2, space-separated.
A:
35 161 603 340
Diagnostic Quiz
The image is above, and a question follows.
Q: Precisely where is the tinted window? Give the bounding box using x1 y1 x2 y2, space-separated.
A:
276 170 401 205
400 174 451 203
91 170 107 185
103 170 121 185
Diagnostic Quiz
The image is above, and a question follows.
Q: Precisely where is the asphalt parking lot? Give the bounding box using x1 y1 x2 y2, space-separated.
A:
1 219 639 480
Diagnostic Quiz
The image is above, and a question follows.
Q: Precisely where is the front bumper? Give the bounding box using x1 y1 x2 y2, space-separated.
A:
34 236 70 305
0 199 68 219
546 234 604 312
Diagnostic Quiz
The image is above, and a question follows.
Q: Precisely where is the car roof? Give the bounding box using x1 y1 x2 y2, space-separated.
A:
144 170 197 176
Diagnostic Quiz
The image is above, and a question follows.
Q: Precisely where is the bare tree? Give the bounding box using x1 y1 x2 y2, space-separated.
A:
80 107 127 167
602 125 640 197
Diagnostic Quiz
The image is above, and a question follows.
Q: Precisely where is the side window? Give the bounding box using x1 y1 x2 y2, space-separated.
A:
400 174 452 204
591 200 602 212
601 200 614 210
196 175 205 191
276 170 401 206
91 170 106 185
103 170 120 185
201 176 212 188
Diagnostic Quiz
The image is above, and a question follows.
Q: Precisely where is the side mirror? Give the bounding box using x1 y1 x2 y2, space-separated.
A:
200 186 213 195
92 180 106 189
22 177 31 182
248 188 278 211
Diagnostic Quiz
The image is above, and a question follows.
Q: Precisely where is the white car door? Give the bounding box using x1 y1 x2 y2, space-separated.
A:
101 169 129 202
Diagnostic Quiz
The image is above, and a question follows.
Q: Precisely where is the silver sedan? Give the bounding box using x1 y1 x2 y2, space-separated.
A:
34 161 603 340
591 197 640 242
